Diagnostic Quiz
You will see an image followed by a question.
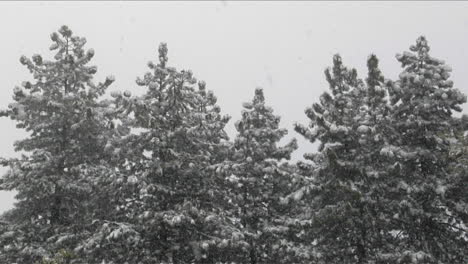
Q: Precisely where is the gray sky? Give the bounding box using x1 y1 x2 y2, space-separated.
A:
1 1 468 213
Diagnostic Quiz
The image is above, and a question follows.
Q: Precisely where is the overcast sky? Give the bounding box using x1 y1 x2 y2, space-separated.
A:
1 1 468 213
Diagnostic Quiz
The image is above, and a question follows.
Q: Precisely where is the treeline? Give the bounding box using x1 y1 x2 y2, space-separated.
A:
0 25 467 264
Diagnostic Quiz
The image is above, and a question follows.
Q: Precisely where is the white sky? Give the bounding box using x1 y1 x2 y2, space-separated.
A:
1 1 468 213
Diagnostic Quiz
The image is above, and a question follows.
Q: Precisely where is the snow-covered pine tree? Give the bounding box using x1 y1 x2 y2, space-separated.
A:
353 54 402 261
445 120 467 244
216 88 297 263
0 25 115 262
382 36 468 263
79 43 233 263
293 54 382 263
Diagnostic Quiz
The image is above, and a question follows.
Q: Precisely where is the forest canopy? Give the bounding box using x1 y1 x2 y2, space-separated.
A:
0 26 467 264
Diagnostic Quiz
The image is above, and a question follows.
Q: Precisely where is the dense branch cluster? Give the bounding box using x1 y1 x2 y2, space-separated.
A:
0 26 467 264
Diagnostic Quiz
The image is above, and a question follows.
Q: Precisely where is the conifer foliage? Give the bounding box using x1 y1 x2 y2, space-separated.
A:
78 43 233 263
0 26 467 264
0 25 115 262
294 54 376 263
216 88 297 263
382 36 468 262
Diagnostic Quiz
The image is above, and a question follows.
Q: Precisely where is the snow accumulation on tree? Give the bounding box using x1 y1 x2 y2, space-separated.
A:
0 25 116 263
213 88 298 263
0 26 467 264
292 38 468 264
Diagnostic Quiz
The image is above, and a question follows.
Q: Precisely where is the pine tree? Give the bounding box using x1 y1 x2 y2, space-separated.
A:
0 25 115 262
294 55 377 263
436 116 468 264
445 119 468 243
78 43 233 263
216 88 297 263
382 36 468 263
352 54 401 262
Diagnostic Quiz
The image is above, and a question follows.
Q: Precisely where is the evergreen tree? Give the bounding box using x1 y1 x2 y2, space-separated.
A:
216 88 297 263
352 54 400 262
294 55 376 263
445 119 468 243
0 25 115 262
382 36 468 263
78 43 233 263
